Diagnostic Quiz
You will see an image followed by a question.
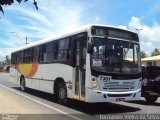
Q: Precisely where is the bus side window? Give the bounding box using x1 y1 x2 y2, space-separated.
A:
33 46 39 63
67 39 72 60
12 53 14 64
58 39 67 60
27 48 32 63
19 51 23 63
23 50 27 63
57 38 71 61
11 53 16 64
39 44 46 63
30 48 34 63
54 41 59 60
42 45 47 62
46 42 54 62
82 38 87 67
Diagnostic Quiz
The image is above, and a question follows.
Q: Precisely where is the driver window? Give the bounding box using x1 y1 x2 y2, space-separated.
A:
124 48 133 62
99 46 105 59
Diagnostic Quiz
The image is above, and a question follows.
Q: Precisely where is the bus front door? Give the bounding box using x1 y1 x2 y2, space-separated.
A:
75 37 86 100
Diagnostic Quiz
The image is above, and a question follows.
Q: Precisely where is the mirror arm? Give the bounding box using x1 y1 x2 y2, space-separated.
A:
87 37 93 53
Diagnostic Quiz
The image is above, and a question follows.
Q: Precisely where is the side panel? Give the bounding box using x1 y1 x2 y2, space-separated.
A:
11 63 74 98
10 53 19 85
30 78 39 90
39 80 53 93
36 64 74 97
10 64 19 85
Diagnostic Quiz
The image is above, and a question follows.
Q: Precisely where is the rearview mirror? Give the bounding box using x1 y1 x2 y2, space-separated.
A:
87 42 93 53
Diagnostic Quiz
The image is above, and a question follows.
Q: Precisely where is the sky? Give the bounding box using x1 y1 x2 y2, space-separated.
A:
0 0 160 60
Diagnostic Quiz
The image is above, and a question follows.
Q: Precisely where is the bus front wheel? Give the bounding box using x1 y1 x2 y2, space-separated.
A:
20 76 26 92
56 82 67 104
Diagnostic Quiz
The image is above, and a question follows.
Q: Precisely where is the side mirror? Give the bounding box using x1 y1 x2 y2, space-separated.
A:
87 42 93 53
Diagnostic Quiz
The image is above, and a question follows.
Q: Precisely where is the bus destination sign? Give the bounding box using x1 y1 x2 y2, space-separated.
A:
108 29 132 40
91 26 139 41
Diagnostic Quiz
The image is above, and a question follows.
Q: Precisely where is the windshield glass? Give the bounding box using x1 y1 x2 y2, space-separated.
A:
91 37 141 74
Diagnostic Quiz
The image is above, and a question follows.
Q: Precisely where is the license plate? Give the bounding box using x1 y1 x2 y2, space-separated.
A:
116 98 125 102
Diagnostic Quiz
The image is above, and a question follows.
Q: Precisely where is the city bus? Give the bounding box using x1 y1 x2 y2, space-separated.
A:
10 24 141 104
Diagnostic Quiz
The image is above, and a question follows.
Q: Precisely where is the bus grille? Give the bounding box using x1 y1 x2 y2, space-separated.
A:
107 94 132 97
103 82 135 91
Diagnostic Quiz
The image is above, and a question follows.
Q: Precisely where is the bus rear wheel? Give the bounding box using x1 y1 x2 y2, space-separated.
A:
145 96 158 104
20 77 26 92
56 82 67 104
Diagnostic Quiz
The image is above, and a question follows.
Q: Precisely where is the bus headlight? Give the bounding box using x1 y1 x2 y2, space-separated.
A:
92 77 98 88
92 81 98 88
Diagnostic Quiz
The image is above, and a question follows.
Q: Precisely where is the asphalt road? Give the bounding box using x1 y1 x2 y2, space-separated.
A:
0 72 160 120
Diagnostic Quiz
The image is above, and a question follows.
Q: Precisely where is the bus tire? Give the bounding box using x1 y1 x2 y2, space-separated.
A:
56 82 67 104
145 96 158 104
20 76 26 92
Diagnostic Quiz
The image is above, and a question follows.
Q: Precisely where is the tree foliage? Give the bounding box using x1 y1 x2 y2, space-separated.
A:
141 51 147 58
0 0 38 14
151 48 160 56
5 55 10 65
0 55 10 67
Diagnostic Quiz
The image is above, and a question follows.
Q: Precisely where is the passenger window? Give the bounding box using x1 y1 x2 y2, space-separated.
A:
54 41 59 60
46 42 54 62
39 45 46 63
57 38 71 61
33 46 39 63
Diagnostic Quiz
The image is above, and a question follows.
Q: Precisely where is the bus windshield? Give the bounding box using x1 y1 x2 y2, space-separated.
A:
91 37 141 74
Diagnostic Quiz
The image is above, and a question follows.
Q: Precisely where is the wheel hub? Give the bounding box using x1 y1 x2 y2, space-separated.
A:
21 80 25 90
59 88 66 99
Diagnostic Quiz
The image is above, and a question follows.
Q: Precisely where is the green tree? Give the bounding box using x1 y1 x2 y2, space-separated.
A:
0 61 5 67
141 51 147 58
0 61 3 67
5 55 10 65
151 48 160 56
0 0 38 14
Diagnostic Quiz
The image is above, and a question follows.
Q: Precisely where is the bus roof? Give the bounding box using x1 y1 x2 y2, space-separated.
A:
11 24 136 53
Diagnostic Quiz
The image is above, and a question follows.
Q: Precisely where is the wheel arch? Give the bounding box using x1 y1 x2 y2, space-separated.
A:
53 77 66 94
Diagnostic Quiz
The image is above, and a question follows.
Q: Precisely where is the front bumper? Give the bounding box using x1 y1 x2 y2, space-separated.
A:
85 88 141 103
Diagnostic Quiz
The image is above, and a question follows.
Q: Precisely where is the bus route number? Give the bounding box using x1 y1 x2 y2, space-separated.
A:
99 76 111 82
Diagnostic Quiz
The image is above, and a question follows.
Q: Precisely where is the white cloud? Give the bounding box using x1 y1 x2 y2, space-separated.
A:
0 0 84 60
128 16 160 56
0 48 15 61
0 3 82 42
128 16 143 29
